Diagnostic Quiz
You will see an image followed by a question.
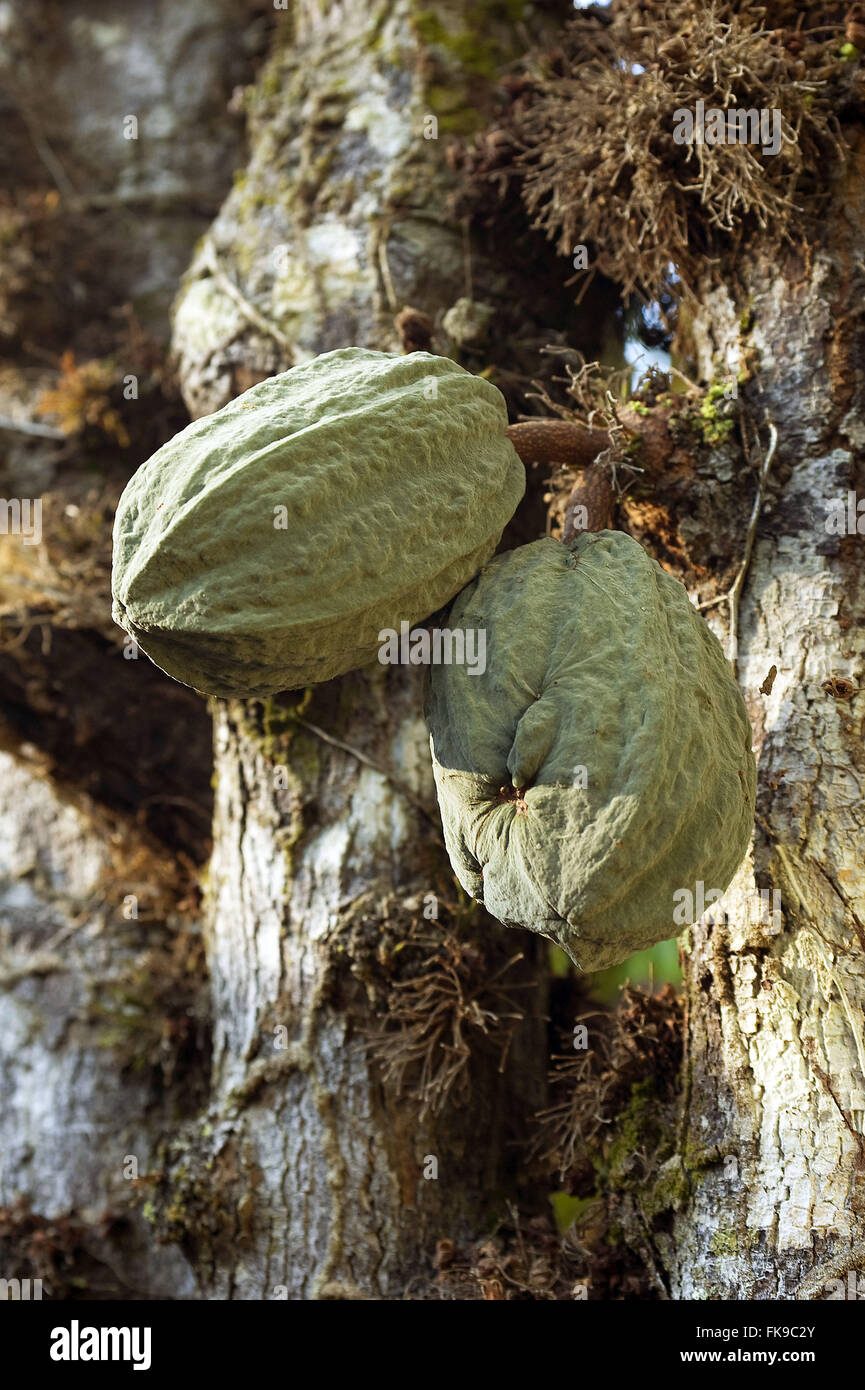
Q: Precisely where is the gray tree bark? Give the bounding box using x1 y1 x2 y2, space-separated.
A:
657 163 865 1298
160 0 565 1301
0 0 250 1298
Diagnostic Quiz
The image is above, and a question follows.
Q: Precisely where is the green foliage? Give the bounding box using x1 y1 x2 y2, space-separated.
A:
591 938 682 1006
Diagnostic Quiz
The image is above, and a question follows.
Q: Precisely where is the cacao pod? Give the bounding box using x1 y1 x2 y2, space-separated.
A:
112 348 524 698
425 531 756 971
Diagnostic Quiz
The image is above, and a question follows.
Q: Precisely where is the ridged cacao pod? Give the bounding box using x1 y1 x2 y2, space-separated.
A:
425 531 756 971
112 348 524 698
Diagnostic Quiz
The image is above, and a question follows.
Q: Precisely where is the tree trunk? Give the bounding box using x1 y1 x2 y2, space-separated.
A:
656 145 865 1298
0 0 249 1299
147 0 571 1299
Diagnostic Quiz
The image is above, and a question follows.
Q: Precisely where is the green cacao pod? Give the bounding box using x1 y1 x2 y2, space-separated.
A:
111 348 524 698
424 531 756 971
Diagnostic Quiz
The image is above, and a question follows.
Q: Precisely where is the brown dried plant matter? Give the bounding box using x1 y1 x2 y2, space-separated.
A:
0 1199 124 1299
430 1208 578 1300
506 354 674 535
429 1203 656 1300
393 305 435 354
460 0 854 301
535 984 684 1189
36 350 130 447
1 312 184 644
426 985 683 1301
366 917 532 1120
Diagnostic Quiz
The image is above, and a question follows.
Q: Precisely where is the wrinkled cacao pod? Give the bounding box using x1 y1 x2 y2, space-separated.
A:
425 531 756 971
112 348 524 698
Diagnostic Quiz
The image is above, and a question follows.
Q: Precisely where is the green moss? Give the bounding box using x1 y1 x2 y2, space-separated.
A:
619 431 644 465
232 691 321 874
0 213 21 249
681 1134 724 1171
697 385 736 445
699 417 735 445
602 1079 657 1183
257 60 284 102
414 12 497 78
136 1135 252 1259
257 687 313 758
413 2 525 78
411 0 527 131
710 1226 739 1256
588 1068 699 1229
647 1158 690 1217
424 85 485 134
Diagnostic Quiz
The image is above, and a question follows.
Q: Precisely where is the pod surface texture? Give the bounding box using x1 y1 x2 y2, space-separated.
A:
112 348 525 697
425 531 756 971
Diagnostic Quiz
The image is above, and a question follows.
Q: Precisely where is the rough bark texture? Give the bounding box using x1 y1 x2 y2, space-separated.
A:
152 0 567 1299
598 138 865 1300
0 0 249 1296
661 158 865 1297
179 677 545 1299
0 750 201 1297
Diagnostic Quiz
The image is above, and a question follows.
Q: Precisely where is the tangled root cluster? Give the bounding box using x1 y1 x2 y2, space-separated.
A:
459 0 859 300
363 912 532 1119
535 983 684 1190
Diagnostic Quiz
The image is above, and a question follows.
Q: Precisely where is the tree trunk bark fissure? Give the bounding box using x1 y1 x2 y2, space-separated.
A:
658 174 865 1295
193 679 546 1298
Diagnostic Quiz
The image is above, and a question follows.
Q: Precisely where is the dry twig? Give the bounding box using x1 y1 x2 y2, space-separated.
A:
698 419 778 671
